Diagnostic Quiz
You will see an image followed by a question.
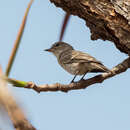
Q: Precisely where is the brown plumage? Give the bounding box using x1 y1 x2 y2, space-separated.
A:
45 42 110 82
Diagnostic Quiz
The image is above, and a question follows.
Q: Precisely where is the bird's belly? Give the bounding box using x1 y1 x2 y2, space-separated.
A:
61 63 79 75
60 63 89 75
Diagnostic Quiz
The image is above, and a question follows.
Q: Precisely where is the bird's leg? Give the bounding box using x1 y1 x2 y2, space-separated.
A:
70 74 77 83
70 70 80 83
80 72 88 81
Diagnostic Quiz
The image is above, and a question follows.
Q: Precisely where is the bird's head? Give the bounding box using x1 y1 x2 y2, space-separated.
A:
44 42 74 57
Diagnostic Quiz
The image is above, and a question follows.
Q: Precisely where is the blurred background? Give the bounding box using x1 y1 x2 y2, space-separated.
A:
0 0 130 130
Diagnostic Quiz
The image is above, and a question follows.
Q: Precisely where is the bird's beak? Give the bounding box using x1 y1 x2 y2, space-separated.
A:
44 48 52 52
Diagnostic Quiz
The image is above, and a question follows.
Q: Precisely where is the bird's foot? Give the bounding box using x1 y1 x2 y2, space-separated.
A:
70 79 75 83
79 78 85 82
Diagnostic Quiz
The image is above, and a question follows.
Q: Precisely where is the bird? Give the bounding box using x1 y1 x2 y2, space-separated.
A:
45 42 110 83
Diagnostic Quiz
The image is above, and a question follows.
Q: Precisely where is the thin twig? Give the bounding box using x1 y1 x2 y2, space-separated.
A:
59 13 70 41
0 0 36 129
5 0 34 76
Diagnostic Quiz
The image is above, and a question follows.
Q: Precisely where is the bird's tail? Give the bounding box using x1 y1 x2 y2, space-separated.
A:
99 64 110 72
91 63 110 73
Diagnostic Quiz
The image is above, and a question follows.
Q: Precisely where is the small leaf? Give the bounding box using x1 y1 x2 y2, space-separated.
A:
4 77 28 87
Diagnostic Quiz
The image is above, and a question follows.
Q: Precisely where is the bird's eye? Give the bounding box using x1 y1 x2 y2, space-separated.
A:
55 43 60 47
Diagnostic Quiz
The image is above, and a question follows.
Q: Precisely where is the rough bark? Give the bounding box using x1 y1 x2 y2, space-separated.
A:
50 0 130 54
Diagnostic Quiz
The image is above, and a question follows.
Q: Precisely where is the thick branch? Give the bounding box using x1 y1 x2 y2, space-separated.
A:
50 0 130 54
5 57 130 93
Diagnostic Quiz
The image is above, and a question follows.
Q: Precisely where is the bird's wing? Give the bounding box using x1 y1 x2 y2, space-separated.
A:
59 50 103 65
59 50 109 72
58 50 73 64
69 50 103 64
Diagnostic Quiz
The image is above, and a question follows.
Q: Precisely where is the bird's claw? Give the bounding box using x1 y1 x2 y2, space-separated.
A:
70 80 74 83
79 78 85 82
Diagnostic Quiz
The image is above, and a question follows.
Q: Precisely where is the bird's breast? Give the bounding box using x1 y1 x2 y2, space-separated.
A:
60 62 80 75
59 61 91 75
57 50 90 75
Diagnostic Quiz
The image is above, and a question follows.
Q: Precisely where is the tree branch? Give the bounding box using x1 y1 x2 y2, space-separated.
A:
50 0 130 54
4 57 130 93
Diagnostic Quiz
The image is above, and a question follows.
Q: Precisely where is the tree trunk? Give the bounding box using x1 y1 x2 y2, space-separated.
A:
50 0 130 55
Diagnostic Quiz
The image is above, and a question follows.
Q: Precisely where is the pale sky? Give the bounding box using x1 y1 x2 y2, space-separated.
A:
0 0 130 130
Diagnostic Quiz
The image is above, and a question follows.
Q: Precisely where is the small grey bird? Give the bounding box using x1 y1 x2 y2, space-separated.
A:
45 42 109 82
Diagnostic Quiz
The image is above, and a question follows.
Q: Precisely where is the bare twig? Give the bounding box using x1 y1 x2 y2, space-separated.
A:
5 0 34 76
5 57 130 93
59 13 70 41
0 0 36 129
